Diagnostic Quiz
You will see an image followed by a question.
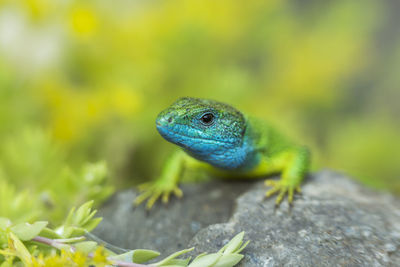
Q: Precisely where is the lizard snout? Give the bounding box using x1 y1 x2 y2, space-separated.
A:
156 113 174 127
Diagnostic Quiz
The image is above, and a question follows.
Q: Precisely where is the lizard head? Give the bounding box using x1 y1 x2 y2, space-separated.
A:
156 97 247 168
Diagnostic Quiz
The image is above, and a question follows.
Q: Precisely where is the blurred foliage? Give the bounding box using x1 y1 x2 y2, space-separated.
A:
0 0 398 227
0 127 113 223
0 202 248 267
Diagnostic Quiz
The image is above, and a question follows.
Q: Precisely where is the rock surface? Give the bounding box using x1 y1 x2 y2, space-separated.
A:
94 170 400 266
93 180 253 255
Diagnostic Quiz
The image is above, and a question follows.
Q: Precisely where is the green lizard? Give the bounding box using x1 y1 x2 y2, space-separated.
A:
135 97 310 209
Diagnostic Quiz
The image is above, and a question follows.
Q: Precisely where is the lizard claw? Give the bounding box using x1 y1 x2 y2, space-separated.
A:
264 179 301 206
134 182 183 210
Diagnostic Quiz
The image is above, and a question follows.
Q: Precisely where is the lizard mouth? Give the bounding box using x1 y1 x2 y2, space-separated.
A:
156 123 234 147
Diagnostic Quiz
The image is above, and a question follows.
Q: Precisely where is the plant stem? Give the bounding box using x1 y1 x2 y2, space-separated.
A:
55 236 86 243
32 236 72 251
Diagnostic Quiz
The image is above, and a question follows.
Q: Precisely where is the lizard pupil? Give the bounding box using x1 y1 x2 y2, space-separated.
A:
200 113 214 125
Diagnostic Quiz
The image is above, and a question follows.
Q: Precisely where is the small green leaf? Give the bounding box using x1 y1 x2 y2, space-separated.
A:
55 225 73 238
57 201 101 238
192 252 207 262
64 207 76 227
154 247 194 266
110 249 161 264
81 217 102 232
10 221 48 241
132 249 161 263
8 232 32 266
74 201 94 225
75 241 98 253
165 257 192 266
37 227 62 239
109 251 134 262
67 227 85 238
236 240 250 254
221 232 244 254
213 254 244 267
188 253 221 267
80 210 96 227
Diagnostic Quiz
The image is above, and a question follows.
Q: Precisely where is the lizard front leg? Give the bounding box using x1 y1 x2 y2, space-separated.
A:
265 146 310 205
134 150 186 209
134 150 210 209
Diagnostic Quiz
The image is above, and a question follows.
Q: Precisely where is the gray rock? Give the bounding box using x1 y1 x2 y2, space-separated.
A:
94 170 400 266
93 180 253 256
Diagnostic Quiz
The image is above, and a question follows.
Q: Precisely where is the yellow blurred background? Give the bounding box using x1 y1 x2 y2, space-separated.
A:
0 0 399 220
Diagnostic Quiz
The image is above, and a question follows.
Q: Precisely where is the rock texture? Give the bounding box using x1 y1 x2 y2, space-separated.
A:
93 180 253 255
94 170 400 266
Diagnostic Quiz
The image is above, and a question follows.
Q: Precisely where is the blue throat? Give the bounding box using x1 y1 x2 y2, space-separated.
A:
157 124 259 171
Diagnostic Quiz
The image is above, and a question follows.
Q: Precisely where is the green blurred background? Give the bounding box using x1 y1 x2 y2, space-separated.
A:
0 0 399 222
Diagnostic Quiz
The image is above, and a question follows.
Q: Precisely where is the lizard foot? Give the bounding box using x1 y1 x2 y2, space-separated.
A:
133 182 183 210
264 179 301 206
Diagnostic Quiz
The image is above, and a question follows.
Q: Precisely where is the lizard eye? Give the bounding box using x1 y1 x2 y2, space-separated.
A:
200 113 215 126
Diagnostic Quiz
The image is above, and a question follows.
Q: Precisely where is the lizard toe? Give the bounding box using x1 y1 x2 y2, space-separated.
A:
265 186 280 197
173 187 183 198
275 188 287 205
146 191 162 210
134 190 152 206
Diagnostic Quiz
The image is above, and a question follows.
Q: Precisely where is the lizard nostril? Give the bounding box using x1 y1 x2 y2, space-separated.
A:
167 116 173 123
